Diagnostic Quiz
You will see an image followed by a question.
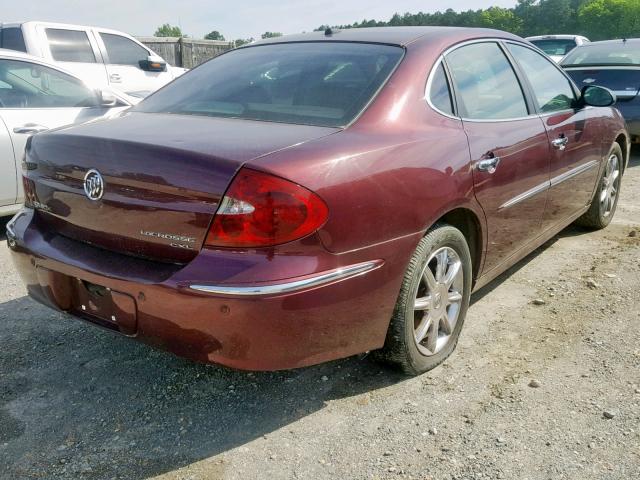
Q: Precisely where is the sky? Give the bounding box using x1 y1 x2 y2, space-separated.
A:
3 0 517 40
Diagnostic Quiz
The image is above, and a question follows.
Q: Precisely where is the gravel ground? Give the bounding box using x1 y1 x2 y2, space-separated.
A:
1 152 639 480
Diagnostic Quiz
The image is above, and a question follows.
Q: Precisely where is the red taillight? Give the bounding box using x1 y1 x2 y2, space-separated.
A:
205 168 329 248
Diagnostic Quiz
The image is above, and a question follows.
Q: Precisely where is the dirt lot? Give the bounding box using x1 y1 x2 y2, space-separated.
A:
1 152 639 480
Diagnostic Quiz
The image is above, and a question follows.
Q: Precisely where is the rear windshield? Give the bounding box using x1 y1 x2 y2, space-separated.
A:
0 27 27 53
135 42 404 127
529 39 577 56
562 42 640 66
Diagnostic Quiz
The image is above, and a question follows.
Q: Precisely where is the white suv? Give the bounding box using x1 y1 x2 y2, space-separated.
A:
525 35 590 63
0 21 186 97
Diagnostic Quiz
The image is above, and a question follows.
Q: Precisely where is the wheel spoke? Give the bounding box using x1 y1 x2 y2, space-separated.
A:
600 189 608 203
423 267 438 291
447 291 462 304
414 296 431 311
440 312 453 335
611 169 619 183
414 316 432 344
424 316 439 353
443 260 462 288
435 249 448 282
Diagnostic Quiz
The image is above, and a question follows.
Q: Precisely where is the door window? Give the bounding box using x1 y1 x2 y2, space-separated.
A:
46 28 97 63
429 63 454 115
507 43 575 113
100 33 149 66
445 42 528 120
0 59 98 108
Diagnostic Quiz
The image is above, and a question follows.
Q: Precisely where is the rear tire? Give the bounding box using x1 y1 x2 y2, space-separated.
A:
575 143 623 229
375 223 472 375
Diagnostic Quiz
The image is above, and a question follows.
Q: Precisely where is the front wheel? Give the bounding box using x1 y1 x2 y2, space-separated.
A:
575 143 623 229
376 224 472 375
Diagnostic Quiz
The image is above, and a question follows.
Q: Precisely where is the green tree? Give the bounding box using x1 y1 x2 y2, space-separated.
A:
154 24 183 37
479 7 523 33
233 38 254 47
261 31 283 39
578 0 640 40
205 30 225 41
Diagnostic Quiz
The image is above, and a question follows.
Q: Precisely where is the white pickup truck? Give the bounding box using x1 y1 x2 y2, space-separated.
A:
0 21 186 97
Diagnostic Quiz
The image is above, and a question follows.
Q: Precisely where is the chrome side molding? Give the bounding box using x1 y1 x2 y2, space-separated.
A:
189 260 383 296
500 159 599 210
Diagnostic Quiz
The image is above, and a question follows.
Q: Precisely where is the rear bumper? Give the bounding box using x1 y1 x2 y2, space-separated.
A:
7 209 415 370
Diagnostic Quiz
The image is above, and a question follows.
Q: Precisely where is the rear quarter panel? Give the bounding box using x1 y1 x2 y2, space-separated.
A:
249 43 482 256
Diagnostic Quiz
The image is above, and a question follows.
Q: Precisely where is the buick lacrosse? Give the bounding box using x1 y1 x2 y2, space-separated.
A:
7 27 628 374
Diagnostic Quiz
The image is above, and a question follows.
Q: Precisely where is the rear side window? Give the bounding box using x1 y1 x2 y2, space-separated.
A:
446 42 528 120
100 33 149 66
429 63 454 115
507 43 575 113
136 42 404 127
46 28 96 63
0 59 98 108
0 27 27 53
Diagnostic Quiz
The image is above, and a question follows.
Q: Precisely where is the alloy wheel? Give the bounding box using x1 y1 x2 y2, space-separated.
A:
413 246 464 356
600 153 620 218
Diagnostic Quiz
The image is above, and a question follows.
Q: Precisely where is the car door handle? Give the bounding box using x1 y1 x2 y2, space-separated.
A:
551 135 569 150
110 73 122 82
476 156 501 174
13 124 49 134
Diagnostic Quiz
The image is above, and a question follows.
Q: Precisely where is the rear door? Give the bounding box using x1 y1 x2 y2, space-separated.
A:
95 31 172 95
506 42 602 229
36 25 108 88
0 58 124 204
444 41 551 274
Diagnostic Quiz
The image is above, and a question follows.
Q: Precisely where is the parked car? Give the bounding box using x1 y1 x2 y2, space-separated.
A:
562 39 640 141
526 34 590 62
7 27 628 375
0 48 133 216
0 21 186 97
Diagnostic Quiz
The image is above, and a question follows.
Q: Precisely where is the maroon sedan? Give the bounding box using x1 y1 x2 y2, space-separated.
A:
7 27 628 375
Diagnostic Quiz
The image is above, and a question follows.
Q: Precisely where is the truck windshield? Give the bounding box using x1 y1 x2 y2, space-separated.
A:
530 39 577 56
135 42 404 127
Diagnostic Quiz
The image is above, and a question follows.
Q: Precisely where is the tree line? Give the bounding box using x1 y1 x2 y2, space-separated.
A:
153 24 282 47
153 0 640 47
315 0 640 41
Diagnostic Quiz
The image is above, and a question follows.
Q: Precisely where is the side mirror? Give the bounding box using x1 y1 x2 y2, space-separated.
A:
139 55 167 72
98 89 117 107
581 85 616 107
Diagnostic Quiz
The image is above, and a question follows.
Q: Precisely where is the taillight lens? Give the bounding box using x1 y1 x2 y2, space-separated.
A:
205 168 329 248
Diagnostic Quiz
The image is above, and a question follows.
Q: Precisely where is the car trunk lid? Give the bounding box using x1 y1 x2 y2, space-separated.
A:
25 112 338 263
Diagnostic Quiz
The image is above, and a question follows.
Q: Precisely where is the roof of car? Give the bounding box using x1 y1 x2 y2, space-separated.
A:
525 35 587 41
575 38 640 46
253 26 523 48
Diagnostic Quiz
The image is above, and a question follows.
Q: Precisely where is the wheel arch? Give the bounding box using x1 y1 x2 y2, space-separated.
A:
614 132 629 172
432 207 484 287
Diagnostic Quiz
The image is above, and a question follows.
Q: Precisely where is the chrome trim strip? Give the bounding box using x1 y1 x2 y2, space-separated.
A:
499 181 550 210
424 38 543 123
499 159 600 210
611 90 638 98
189 260 382 296
550 159 599 187
563 66 640 71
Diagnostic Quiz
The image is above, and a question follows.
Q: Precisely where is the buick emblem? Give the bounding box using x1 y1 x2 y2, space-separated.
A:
583 78 596 84
83 169 104 201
